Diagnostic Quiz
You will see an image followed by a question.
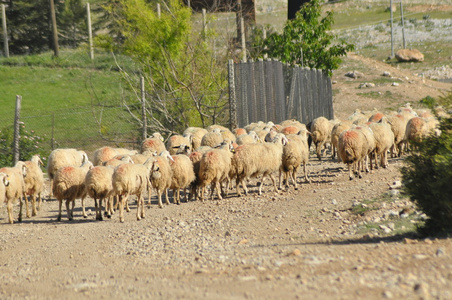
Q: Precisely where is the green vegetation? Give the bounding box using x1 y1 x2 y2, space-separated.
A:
401 93 452 236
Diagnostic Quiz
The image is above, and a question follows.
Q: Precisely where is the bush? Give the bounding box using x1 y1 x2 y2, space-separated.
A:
401 115 452 236
0 123 49 167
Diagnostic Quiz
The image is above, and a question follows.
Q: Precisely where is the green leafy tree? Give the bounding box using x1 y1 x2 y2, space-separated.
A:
97 0 229 135
401 94 452 235
58 0 87 48
260 0 354 76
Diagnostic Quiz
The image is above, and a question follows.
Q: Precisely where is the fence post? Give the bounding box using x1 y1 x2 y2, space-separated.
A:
390 0 394 58
240 17 247 62
157 3 161 18
140 76 147 140
1 4 9 58
202 8 207 37
228 60 238 129
87 3 94 60
49 0 59 57
13 95 21 165
400 1 406 49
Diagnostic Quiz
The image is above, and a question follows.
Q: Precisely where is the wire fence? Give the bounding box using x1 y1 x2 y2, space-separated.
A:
229 59 333 128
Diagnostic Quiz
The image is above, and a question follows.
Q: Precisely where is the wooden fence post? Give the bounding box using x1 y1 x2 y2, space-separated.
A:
228 60 237 129
13 95 21 165
240 17 246 62
87 3 94 60
1 4 8 58
50 0 59 57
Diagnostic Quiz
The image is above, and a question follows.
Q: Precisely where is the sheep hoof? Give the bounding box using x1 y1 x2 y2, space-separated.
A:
359 174 363 179
349 177 354 181
18 217 22 222
83 215 88 219
57 216 61 222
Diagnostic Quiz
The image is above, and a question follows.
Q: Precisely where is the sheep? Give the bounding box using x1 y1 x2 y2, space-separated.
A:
353 125 376 173
236 131 260 145
0 163 27 224
112 158 154 222
233 128 247 137
92 146 137 166
280 129 310 190
388 114 408 157
188 151 204 201
52 160 93 221
169 154 196 205
331 120 353 161
0 173 8 213
149 151 174 208
200 130 224 147
231 133 288 196
279 119 304 129
404 117 429 149
167 135 191 155
198 139 234 201
338 129 369 180
85 166 114 220
219 128 236 142
310 116 333 160
22 155 45 217
141 132 166 154
368 112 385 123
183 127 208 150
103 155 135 167
47 149 88 195
369 119 394 169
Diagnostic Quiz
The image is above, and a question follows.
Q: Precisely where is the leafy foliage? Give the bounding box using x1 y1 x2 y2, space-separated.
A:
260 0 354 76
0 123 49 167
401 94 452 235
98 0 229 135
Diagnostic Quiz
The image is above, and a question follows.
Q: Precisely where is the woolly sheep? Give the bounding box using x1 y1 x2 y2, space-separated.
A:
167 135 191 155
368 112 385 123
52 161 93 221
47 149 88 194
22 155 45 217
388 114 408 157
311 116 333 160
0 163 27 224
338 129 369 180
0 173 8 213
353 125 376 173
404 117 429 148
198 139 234 201
112 158 153 222
280 129 310 190
169 154 196 204
103 155 135 167
149 151 174 208
369 119 394 169
141 133 166 154
93 147 137 166
85 166 114 220
233 128 247 137
183 127 208 150
188 151 204 201
231 133 288 196
236 131 260 145
200 130 224 147
331 120 353 161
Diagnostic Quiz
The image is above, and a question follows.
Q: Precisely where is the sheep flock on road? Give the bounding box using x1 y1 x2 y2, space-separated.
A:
1 104 448 223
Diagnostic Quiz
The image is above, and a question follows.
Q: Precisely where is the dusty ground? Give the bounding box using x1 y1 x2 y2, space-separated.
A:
2 38 452 300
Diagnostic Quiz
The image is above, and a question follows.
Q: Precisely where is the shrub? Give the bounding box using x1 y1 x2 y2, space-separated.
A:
401 112 452 236
0 123 49 167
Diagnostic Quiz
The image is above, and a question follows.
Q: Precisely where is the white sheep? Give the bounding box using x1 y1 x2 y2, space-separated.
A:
47 148 88 197
388 114 408 157
149 151 174 208
310 116 334 160
141 132 166 154
167 135 191 155
231 133 288 196
369 119 394 169
200 130 224 147
53 161 93 221
236 131 261 145
0 163 27 224
353 125 376 173
404 116 430 151
93 146 137 166
103 155 135 167
85 166 114 220
22 155 45 217
280 129 310 190
198 139 234 201
331 120 353 162
338 129 369 180
183 127 208 150
169 154 196 204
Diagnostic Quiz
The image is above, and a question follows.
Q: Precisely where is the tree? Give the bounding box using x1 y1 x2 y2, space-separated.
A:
262 0 354 76
288 0 310 20
97 0 229 136
58 0 87 48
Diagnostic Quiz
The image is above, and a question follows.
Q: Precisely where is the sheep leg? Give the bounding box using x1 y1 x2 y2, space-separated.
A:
278 169 283 190
157 190 163 208
303 163 310 183
348 163 354 180
31 194 38 216
37 193 42 212
82 196 88 218
215 181 223 200
316 142 323 161
175 189 181 205
118 194 127 223
7 200 14 224
332 145 336 160
136 193 143 221
18 196 23 222
24 194 30 218
125 199 131 213
57 200 63 221
269 174 278 194
99 198 104 221
291 169 298 190
65 199 73 221
164 189 170 205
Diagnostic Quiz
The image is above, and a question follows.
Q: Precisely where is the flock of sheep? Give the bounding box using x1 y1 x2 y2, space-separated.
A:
0 103 446 224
